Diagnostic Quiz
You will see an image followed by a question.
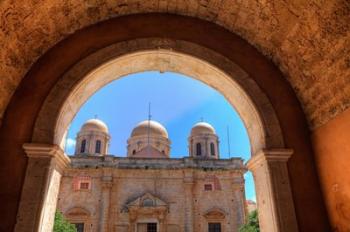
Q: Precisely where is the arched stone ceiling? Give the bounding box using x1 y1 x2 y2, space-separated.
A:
0 0 349 129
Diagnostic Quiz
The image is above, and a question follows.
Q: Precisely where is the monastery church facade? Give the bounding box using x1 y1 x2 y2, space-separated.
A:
57 118 247 232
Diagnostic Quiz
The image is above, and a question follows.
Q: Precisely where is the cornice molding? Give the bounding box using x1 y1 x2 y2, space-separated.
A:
23 143 71 171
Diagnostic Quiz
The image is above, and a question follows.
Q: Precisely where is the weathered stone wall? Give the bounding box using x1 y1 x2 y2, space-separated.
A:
58 169 102 231
57 157 246 232
0 0 349 129
312 108 350 232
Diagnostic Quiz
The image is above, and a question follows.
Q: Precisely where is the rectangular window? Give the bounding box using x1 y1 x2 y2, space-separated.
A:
74 223 84 232
208 223 221 232
204 184 213 191
73 176 92 191
80 182 90 190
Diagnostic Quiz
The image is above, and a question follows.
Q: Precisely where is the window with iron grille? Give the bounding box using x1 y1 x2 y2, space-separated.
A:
204 184 213 191
80 182 90 190
147 223 157 232
208 223 221 232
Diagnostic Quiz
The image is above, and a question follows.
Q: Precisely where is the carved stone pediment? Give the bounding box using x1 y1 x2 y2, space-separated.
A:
203 207 227 220
127 193 168 208
65 207 91 218
125 194 169 232
126 193 169 223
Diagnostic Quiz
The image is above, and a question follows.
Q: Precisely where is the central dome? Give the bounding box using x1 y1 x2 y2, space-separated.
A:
130 120 168 138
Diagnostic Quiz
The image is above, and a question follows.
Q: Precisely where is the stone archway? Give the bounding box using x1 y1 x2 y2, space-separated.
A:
32 40 283 155
2 14 329 232
19 39 297 232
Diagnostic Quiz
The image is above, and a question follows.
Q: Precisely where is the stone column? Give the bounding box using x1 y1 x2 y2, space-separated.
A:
232 174 246 230
14 143 70 232
204 137 208 157
183 171 194 232
189 139 193 157
216 140 220 158
99 172 113 232
247 149 298 232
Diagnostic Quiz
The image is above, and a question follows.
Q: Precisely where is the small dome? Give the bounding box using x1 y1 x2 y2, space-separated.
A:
81 119 109 133
191 122 216 135
131 120 168 138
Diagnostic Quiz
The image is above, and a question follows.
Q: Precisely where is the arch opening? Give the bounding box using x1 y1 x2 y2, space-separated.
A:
33 43 284 157
19 37 298 232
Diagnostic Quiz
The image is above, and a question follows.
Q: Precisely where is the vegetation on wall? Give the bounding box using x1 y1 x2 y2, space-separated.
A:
53 211 77 232
239 210 260 232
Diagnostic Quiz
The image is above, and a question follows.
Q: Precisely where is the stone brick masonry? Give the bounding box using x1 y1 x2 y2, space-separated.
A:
0 0 349 129
57 156 247 232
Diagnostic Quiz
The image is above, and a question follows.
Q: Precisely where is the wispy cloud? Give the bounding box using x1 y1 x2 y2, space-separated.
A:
250 195 257 202
66 138 76 149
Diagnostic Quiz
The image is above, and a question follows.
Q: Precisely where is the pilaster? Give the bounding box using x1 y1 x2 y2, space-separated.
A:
14 143 70 232
183 170 194 232
247 149 298 232
99 170 113 232
231 174 246 229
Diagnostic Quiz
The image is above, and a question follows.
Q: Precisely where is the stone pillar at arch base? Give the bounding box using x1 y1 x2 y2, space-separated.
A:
247 149 298 232
14 143 70 232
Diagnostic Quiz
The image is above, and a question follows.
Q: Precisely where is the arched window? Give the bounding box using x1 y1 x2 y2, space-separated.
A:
132 150 136 155
80 139 86 153
196 143 202 156
95 140 101 154
210 142 216 156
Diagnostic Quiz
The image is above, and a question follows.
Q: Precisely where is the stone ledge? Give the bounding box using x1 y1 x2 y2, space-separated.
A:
69 155 246 171
23 143 71 171
246 148 293 171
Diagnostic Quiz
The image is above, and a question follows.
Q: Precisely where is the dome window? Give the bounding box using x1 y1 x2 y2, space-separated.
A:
80 139 86 153
210 142 216 156
95 140 101 154
196 143 202 156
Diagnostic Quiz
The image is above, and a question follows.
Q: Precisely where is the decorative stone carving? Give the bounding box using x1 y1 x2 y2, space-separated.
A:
203 208 227 220
126 193 168 232
0 3 349 129
65 207 92 231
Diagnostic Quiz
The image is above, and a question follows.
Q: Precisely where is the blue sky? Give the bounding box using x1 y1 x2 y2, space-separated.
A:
65 71 256 201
